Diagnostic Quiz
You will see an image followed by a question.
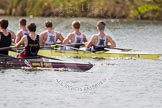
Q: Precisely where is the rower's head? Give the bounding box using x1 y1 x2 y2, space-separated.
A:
0 19 8 29
97 21 106 31
45 20 53 29
19 18 26 27
72 21 80 30
27 23 36 32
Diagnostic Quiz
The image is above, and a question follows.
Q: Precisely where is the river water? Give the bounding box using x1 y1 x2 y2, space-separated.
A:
0 17 162 108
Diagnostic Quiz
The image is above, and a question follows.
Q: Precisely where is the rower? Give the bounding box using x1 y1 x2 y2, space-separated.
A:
86 21 116 51
0 19 15 55
16 23 40 58
39 20 64 46
15 18 28 43
63 20 87 48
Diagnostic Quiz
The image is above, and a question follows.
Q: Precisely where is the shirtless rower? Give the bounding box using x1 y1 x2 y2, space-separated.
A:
86 20 116 51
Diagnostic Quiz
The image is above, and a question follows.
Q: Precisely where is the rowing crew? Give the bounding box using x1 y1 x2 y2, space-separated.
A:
0 18 116 58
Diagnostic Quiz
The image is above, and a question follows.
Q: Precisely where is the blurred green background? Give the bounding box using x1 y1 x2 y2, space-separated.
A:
0 0 162 20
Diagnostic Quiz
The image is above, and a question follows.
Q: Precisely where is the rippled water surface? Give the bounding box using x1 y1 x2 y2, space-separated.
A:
0 17 162 108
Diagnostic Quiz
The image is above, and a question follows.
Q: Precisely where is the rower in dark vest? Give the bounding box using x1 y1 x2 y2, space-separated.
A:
0 19 15 55
16 23 40 58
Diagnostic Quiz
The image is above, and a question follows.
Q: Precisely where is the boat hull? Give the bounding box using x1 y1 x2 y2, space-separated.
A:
9 49 162 60
0 55 93 71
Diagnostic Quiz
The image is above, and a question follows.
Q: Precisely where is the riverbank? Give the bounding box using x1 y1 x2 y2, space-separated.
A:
0 0 162 20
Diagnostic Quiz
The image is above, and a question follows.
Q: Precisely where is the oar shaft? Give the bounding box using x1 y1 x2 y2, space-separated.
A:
41 43 85 49
105 47 133 51
38 55 62 61
0 46 16 51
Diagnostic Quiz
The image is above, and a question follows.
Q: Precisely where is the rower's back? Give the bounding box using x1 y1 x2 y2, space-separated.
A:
63 20 87 48
16 23 40 58
15 18 28 43
0 19 12 55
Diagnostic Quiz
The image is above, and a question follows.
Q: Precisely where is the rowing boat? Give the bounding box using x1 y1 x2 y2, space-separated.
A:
38 49 162 60
9 48 162 60
0 54 93 71
8 43 162 60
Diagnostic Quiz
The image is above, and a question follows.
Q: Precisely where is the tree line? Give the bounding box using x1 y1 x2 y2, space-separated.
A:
0 0 162 20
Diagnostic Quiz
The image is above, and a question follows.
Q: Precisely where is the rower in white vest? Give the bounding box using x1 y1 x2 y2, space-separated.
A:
86 20 116 51
63 20 88 48
15 18 28 43
39 20 64 46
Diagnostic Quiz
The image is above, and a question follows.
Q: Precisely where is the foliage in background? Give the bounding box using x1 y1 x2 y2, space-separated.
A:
0 0 162 20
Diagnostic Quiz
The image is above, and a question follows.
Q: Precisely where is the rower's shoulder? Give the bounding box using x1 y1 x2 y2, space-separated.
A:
91 34 98 38
39 30 47 35
67 32 75 37
16 29 23 35
18 34 27 41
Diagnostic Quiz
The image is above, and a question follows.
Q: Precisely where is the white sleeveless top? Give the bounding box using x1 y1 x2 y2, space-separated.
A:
45 30 57 45
21 29 28 36
72 32 84 44
95 35 107 47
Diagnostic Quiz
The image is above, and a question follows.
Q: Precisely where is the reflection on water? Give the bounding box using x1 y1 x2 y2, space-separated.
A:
0 17 162 108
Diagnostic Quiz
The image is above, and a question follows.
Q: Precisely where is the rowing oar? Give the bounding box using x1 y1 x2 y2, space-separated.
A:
63 43 84 47
104 47 133 52
41 43 85 49
0 46 16 51
63 44 133 52
38 55 63 61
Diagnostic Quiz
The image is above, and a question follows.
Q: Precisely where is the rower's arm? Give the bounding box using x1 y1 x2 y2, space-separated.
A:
86 35 96 48
57 32 64 44
107 36 116 48
83 34 88 43
10 30 16 44
63 33 73 44
39 32 46 46
15 31 22 43
15 36 27 48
